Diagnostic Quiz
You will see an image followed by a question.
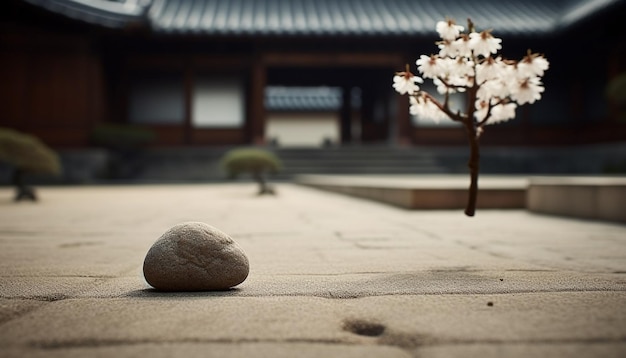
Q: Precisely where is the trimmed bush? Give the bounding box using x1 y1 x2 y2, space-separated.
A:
607 73 626 122
91 123 156 149
607 73 626 102
221 148 282 195
0 128 61 201
91 124 156 179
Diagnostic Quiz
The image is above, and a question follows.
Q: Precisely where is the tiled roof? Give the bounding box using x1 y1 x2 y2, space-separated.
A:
265 87 342 112
24 0 149 28
24 0 626 36
150 0 559 36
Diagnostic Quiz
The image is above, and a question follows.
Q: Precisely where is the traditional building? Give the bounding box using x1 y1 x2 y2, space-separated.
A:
2 0 625 148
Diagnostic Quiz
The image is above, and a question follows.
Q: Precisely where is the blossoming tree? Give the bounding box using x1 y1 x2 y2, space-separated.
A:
393 19 549 217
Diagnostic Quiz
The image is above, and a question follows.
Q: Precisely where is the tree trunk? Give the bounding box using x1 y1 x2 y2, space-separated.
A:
464 124 480 217
253 170 273 195
12 168 37 201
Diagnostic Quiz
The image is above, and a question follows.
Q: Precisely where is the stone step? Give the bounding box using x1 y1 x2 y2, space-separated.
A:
133 147 448 181
4 143 623 184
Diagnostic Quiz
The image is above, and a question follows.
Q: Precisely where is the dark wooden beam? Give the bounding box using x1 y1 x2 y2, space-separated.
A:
249 58 267 144
395 93 412 146
183 63 193 145
263 52 405 67
340 86 352 144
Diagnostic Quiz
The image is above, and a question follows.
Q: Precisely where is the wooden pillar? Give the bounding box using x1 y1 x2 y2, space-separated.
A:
395 93 411 146
340 86 352 144
360 86 375 141
250 59 267 145
183 64 193 145
607 49 623 122
522 105 532 144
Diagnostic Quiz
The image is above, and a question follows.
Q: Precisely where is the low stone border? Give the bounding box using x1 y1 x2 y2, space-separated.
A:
296 174 626 223
296 175 527 210
527 176 626 223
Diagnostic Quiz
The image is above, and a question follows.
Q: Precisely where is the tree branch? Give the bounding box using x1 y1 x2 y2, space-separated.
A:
477 97 507 127
420 92 466 123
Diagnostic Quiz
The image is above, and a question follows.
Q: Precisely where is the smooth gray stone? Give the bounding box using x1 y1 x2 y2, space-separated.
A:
143 222 249 291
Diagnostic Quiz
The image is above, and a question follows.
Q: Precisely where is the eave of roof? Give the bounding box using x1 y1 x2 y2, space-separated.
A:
23 0 150 28
22 0 626 36
149 0 561 36
557 0 624 31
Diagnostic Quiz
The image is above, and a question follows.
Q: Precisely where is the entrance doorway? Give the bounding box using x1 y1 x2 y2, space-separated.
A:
265 66 395 145
265 86 357 147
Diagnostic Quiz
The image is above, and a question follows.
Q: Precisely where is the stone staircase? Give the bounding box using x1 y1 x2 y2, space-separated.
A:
131 146 448 182
272 147 447 180
23 142 621 184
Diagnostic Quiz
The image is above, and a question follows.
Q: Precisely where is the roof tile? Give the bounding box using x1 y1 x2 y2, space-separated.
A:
265 87 343 112
24 0 626 36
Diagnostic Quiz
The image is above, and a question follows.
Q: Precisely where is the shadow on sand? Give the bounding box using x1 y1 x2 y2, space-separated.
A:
124 287 244 299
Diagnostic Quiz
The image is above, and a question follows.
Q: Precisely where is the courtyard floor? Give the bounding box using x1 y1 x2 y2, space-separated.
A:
0 182 625 357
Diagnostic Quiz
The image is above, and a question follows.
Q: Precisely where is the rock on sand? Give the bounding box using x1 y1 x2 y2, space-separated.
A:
143 222 249 291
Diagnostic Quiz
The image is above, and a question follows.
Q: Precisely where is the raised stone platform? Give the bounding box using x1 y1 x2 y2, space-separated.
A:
296 174 626 223
527 176 626 223
296 175 528 210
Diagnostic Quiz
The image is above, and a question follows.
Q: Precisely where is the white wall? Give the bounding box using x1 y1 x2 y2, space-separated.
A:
266 113 339 147
193 77 244 128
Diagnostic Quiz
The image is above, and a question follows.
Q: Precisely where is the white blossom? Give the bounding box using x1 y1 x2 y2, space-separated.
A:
416 55 445 79
474 99 490 122
430 57 474 93
438 40 458 58
476 56 503 84
436 19 464 41
474 100 517 124
438 37 473 60
393 72 423 95
477 79 506 101
489 102 517 124
469 30 502 58
410 95 448 123
448 75 472 89
394 18 548 131
510 76 545 104
452 57 475 78
453 34 473 58
517 53 550 78
433 78 449 95
434 77 468 95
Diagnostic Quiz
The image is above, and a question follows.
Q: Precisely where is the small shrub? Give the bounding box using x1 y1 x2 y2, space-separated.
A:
91 123 156 149
606 73 626 102
606 73 626 122
0 128 61 201
221 148 282 195
91 124 156 179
